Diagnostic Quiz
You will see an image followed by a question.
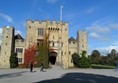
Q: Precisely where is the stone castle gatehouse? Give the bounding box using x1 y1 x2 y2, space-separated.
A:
0 20 87 68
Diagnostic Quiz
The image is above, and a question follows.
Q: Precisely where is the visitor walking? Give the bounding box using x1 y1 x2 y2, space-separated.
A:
115 62 118 71
40 62 44 72
30 61 33 72
49 62 52 69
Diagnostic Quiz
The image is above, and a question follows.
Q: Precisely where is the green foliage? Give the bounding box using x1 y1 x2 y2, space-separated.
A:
72 53 80 65
99 56 108 65
10 52 18 68
90 49 118 66
107 49 118 66
91 64 115 69
91 50 101 64
72 51 91 68
37 33 49 68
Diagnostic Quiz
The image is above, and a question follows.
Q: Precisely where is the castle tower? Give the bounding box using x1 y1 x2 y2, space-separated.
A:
77 30 87 56
25 20 69 68
0 26 15 68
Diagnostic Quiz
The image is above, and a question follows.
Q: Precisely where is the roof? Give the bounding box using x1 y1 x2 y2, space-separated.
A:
68 37 76 42
15 34 24 40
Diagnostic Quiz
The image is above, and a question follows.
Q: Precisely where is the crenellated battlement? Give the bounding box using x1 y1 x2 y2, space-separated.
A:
3 26 14 30
26 20 68 26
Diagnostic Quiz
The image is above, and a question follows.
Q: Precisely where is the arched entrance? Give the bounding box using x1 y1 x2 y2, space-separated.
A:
49 52 57 65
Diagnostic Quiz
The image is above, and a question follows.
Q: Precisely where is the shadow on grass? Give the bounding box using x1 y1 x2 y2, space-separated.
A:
34 72 118 83
0 71 28 79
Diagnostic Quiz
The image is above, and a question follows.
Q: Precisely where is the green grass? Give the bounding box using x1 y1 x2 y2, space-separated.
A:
91 64 115 69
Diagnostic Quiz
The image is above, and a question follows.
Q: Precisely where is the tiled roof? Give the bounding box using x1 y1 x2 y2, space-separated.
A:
68 37 76 42
15 34 24 40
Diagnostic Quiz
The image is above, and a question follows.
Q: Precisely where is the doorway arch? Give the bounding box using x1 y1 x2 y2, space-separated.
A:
49 51 57 65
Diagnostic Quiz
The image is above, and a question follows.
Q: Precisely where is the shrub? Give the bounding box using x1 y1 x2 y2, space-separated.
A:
72 52 91 68
10 52 18 68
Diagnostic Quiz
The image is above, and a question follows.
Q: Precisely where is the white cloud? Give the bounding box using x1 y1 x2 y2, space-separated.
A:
46 0 57 4
86 7 95 13
0 13 13 23
89 32 100 39
86 25 110 33
109 23 118 29
15 30 22 35
98 45 118 55
89 32 111 42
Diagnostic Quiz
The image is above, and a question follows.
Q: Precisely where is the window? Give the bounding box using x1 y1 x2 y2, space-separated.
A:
65 52 66 55
16 48 23 53
6 36 8 38
29 26 31 28
53 35 54 39
62 43 63 47
61 51 63 55
18 58 22 62
82 45 84 48
6 43 7 46
73 42 75 44
53 42 54 46
38 28 44 36
69 51 71 55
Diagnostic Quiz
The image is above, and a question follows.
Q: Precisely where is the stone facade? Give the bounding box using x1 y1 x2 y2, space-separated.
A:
26 20 69 68
68 37 77 67
77 30 87 56
0 20 87 68
0 26 14 68
14 34 25 64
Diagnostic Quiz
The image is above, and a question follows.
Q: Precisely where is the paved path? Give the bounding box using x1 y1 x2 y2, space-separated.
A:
0 65 118 83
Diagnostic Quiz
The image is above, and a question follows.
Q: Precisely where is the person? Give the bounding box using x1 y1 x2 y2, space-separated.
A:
40 62 44 72
115 62 118 71
49 62 52 69
30 61 33 72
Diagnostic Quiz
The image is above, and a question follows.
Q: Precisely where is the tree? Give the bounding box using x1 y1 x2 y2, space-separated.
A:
72 53 80 66
91 50 101 64
10 52 18 68
99 56 108 65
107 49 118 65
37 32 49 68
24 44 36 68
72 51 91 68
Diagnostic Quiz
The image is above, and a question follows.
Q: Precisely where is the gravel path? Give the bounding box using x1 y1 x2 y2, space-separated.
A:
0 65 118 83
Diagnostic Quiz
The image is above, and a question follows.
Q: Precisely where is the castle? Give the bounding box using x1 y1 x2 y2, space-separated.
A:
0 20 87 68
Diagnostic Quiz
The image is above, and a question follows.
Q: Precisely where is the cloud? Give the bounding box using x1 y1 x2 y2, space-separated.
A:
86 24 110 33
89 32 111 42
89 32 100 39
98 45 118 55
109 23 118 29
86 7 96 13
15 30 22 35
46 0 57 4
0 13 13 23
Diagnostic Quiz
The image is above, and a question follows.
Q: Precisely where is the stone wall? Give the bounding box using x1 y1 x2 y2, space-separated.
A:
77 30 87 56
0 26 14 68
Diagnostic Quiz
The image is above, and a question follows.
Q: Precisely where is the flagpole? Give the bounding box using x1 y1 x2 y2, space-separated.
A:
60 6 64 21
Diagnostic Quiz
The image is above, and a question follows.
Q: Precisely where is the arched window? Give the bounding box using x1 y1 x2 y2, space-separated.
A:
53 42 54 46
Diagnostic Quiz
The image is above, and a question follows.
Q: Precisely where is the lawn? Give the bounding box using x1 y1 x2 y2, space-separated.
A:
91 64 116 69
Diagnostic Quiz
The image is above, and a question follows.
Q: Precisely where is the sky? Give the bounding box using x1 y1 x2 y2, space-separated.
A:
0 0 118 55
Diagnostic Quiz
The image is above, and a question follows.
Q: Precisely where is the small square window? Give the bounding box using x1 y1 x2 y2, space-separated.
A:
6 36 8 38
